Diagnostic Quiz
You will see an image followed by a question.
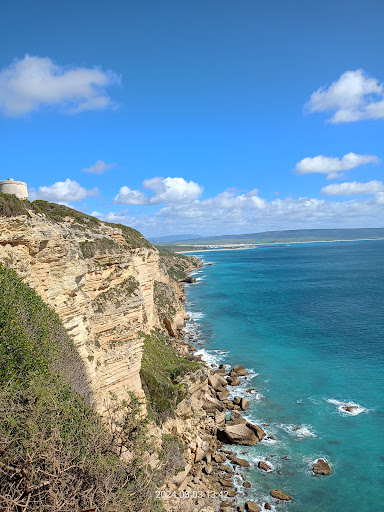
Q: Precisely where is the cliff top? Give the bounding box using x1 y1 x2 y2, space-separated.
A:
0 192 152 249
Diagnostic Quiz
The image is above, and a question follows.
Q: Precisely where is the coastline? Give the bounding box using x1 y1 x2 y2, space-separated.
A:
176 236 384 253
163 259 285 512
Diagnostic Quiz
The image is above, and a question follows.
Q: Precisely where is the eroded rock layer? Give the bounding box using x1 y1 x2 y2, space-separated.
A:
0 203 199 410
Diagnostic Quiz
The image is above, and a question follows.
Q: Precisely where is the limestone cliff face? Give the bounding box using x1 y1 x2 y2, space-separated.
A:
0 207 197 410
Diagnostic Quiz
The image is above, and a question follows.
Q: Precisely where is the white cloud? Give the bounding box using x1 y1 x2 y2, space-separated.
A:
113 186 148 205
82 160 116 175
321 180 384 196
29 178 99 203
113 177 203 205
306 69 384 123
296 152 380 179
98 187 384 237
0 54 120 117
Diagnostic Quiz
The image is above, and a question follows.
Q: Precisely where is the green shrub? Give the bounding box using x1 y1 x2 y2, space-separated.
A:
140 330 201 424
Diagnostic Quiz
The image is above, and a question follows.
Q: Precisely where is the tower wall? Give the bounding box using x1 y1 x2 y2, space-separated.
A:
0 179 29 200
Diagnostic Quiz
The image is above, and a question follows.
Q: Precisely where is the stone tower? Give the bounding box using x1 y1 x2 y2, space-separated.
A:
0 179 29 200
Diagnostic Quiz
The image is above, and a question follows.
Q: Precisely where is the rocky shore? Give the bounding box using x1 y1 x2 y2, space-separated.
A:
161 327 291 512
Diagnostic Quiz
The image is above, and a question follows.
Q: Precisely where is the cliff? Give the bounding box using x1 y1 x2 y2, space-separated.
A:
0 194 201 411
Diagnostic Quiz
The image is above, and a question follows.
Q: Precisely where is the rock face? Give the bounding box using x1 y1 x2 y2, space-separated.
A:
270 489 293 501
313 459 332 475
0 209 199 411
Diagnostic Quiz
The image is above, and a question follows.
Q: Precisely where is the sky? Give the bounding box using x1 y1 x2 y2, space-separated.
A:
0 0 383 237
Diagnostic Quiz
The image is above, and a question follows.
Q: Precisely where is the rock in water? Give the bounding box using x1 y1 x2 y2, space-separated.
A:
258 460 272 472
227 376 241 386
217 421 265 445
313 459 332 475
240 397 250 411
229 365 249 377
245 502 262 512
232 457 251 467
270 489 293 501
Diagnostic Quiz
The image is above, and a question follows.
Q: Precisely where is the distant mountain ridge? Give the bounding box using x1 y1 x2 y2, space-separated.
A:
153 228 384 246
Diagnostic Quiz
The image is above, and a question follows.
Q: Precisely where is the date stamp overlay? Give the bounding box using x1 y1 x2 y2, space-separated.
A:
156 489 229 500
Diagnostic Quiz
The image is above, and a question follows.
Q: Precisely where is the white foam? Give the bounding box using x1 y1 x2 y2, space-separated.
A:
195 349 223 367
278 423 316 438
326 398 368 416
196 276 204 281
186 310 205 321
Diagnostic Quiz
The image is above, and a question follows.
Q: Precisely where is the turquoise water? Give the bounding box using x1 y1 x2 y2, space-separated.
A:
184 240 384 511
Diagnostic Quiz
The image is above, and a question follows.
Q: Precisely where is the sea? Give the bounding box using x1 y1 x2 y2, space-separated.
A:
183 240 384 512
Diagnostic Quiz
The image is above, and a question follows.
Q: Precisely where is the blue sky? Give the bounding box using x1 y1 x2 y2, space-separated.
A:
1 0 383 236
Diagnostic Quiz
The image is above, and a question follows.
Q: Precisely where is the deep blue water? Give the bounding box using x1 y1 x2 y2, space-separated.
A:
184 240 384 511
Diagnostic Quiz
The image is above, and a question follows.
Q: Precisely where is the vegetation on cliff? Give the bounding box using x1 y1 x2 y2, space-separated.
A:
0 264 164 511
140 330 200 424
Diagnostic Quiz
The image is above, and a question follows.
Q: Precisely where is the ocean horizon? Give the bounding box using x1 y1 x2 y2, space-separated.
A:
184 239 384 511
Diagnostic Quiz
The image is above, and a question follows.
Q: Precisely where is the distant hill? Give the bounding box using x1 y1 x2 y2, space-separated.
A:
154 227 384 248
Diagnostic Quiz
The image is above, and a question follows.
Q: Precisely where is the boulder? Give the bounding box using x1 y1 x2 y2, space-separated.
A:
245 502 261 512
232 457 250 468
233 396 241 405
215 410 226 426
209 374 228 390
264 503 272 510
258 460 272 472
243 481 252 488
217 421 265 445
203 395 226 412
227 376 241 386
270 489 293 501
229 365 249 377
313 459 332 475
240 397 250 411
214 368 228 376
217 388 230 401
226 411 247 426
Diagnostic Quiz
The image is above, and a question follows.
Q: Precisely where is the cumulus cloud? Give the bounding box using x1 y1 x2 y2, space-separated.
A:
321 180 384 196
113 177 203 205
29 178 99 203
96 190 384 237
306 69 384 123
0 54 120 117
296 152 380 179
82 160 116 175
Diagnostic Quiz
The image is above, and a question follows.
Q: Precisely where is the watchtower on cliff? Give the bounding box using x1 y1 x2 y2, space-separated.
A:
0 179 29 200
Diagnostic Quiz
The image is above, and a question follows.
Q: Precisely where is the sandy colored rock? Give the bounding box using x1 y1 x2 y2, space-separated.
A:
243 481 252 488
227 376 240 386
229 365 249 377
244 501 261 512
209 373 228 390
217 422 265 445
313 459 332 475
270 489 293 501
203 395 226 412
240 397 250 411
232 457 250 468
